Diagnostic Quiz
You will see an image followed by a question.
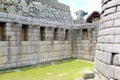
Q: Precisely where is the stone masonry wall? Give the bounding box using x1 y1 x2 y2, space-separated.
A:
0 13 72 70
0 0 99 70
72 24 98 61
0 0 73 70
95 0 120 79
0 12 99 70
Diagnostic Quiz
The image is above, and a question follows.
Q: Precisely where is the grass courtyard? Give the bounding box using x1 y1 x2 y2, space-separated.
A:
0 59 94 80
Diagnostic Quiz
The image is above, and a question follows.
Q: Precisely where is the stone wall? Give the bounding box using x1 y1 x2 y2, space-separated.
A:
72 24 98 61
38 0 70 12
95 0 120 79
0 0 74 70
0 0 73 27
0 12 99 70
0 12 72 70
0 0 99 70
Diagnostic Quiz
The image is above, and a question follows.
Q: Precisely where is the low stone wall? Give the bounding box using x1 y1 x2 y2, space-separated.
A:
95 0 120 79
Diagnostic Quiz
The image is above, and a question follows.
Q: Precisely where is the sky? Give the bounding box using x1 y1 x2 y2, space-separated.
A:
58 0 101 19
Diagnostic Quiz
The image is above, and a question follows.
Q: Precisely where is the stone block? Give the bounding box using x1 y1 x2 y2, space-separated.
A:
100 28 115 36
96 50 112 64
96 43 113 52
26 46 33 54
5 63 15 69
115 66 120 80
0 42 7 46
21 46 27 54
100 12 120 23
0 47 6 56
6 31 11 36
20 16 28 21
6 23 12 27
112 12 120 20
114 27 120 35
8 14 18 20
40 45 48 53
96 43 102 50
98 72 109 80
82 70 95 79
16 61 23 67
114 35 120 43
103 44 113 52
0 12 8 18
100 13 114 23
113 44 120 54
0 64 4 70
114 19 120 27
22 61 27 66
106 0 118 9
95 59 115 78
117 6 120 12
97 35 114 43
104 65 115 78
10 47 18 55
94 59 104 73
113 54 120 66
104 7 116 16
9 56 17 63
21 42 28 46
0 56 7 64
99 20 114 29
20 54 26 61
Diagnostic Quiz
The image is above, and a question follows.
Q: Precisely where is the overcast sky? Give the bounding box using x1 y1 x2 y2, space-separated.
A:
58 0 101 19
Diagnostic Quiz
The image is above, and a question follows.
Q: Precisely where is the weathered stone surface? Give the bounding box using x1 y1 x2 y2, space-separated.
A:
114 19 120 27
117 6 120 12
0 12 7 18
97 35 114 43
95 59 115 79
97 72 108 80
82 70 95 79
113 44 120 54
0 0 100 71
104 7 116 16
115 66 120 80
98 28 115 36
96 43 113 53
113 54 120 66
0 0 73 26
113 28 120 35
105 0 120 9
95 0 120 79
114 35 120 43
99 20 114 29
96 50 112 64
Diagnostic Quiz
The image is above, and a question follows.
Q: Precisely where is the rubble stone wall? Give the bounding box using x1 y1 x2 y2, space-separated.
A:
95 0 120 79
0 0 73 27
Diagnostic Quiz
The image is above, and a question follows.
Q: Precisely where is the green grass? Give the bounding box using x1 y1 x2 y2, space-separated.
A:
0 59 94 80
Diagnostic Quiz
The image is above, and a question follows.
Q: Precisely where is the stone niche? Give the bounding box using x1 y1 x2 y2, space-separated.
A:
95 0 120 80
